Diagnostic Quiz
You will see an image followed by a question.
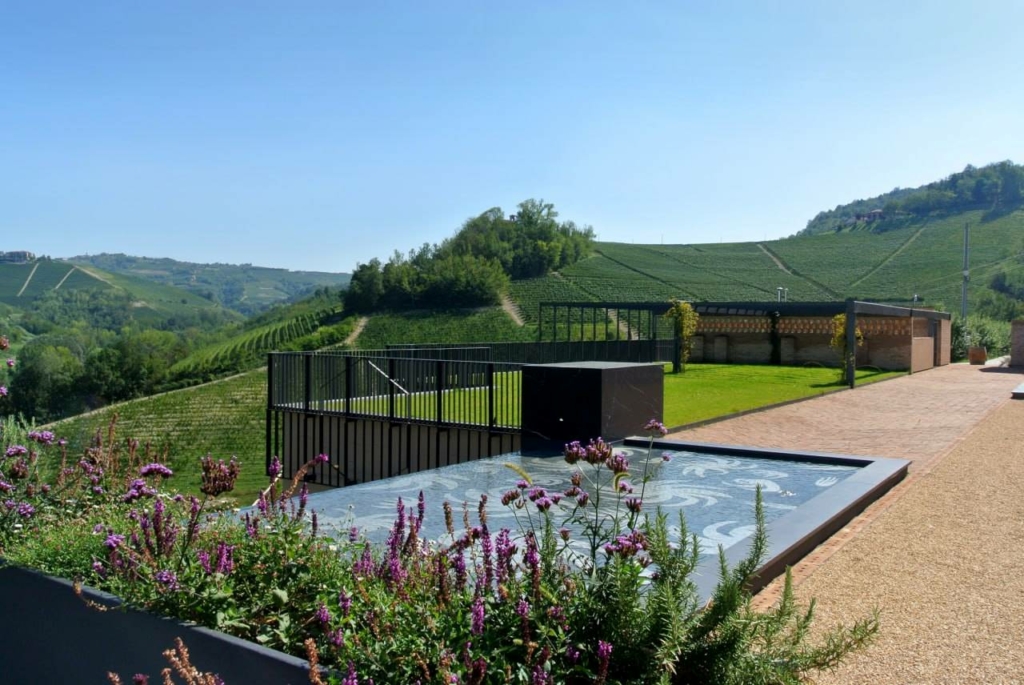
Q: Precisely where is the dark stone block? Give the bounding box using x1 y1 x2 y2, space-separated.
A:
521 362 664 454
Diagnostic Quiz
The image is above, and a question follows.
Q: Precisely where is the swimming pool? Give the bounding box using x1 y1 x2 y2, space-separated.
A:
307 437 908 597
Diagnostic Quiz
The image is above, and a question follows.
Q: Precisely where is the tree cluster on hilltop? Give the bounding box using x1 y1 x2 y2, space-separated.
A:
801 161 1024 235
344 199 595 313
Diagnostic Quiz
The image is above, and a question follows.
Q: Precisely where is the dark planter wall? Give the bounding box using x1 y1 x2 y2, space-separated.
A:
0 564 310 685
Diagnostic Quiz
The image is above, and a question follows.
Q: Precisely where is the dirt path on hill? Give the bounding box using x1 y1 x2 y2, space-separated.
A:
849 224 928 289
16 262 39 297
757 243 794 274
344 316 369 345
500 294 525 326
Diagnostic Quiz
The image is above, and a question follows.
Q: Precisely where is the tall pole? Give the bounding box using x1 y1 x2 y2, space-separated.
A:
961 223 970 320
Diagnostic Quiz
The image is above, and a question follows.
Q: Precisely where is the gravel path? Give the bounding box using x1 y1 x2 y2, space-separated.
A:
802 398 1024 684
666 364 1024 683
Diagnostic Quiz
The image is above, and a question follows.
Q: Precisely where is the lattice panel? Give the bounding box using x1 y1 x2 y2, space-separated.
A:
697 316 772 334
776 317 834 336
860 317 911 337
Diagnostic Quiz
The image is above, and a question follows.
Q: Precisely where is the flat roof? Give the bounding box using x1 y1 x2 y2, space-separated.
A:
541 300 951 320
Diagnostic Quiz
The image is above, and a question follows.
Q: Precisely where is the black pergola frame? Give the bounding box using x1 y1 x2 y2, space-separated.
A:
538 300 951 388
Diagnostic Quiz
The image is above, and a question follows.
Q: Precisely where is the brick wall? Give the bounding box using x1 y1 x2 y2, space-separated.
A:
1012 320 1024 368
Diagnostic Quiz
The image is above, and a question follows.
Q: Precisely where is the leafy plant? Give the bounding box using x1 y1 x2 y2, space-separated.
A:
664 300 700 374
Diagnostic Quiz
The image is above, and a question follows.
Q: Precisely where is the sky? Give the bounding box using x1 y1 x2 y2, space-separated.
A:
3 1 1023 273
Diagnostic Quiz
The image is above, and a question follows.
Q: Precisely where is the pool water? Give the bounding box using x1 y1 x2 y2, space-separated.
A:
309 445 859 555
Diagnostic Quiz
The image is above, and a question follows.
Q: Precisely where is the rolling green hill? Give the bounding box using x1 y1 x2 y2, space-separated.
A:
0 257 237 324
70 253 351 315
506 208 1024 321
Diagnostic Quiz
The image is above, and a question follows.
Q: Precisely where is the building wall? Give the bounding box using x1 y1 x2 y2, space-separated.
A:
688 314 947 371
911 337 936 373
1012 320 1024 368
938 319 952 366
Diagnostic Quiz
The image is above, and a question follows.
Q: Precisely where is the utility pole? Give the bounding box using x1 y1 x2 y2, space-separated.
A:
960 223 970 320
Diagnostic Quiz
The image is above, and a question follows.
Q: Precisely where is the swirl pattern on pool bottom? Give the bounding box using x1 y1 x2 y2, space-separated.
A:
309 447 859 554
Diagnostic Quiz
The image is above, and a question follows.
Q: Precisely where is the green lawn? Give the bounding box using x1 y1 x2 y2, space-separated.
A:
348 363 902 431
663 363 903 427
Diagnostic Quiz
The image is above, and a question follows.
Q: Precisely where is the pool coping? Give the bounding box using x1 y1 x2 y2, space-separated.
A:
622 437 910 599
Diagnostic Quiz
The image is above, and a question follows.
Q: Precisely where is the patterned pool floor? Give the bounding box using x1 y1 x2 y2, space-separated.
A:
309 445 859 554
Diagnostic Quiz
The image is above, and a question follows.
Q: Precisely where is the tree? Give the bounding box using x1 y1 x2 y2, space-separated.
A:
344 259 384 313
664 299 700 373
829 314 864 383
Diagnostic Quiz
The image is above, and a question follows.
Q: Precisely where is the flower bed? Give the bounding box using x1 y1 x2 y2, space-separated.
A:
0 334 879 684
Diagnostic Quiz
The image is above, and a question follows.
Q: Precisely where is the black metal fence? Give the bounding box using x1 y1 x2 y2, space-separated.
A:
268 352 521 429
266 339 674 488
386 339 673 365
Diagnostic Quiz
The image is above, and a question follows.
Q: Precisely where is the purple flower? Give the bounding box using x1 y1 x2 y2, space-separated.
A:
91 561 106 578
5 358 14 368
315 453 329 464
558 527 571 541
330 629 344 647
625 497 642 513
268 455 282 479
515 598 530 618
643 419 668 437
200 455 240 497
515 479 530 490
661 452 673 462
338 590 352 617
28 430 55 445
576 491 590 507
104 533 126 550
606 453 630 474
140 463 173 478
132 675 149 685
0 385 7 398
565 643 581 664
17 502 34 518
154 569 178 589
0 480 12 493
197 549 212 574
500 489 520 506
348 526 359 542
315 602 331 626
5 445 27 458
563 440 585 464
534 496 553 512
597 640 613 679
470 595 485 635
618 481 634 494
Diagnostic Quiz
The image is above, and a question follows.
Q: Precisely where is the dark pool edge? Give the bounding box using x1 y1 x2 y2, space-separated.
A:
623 437 910 601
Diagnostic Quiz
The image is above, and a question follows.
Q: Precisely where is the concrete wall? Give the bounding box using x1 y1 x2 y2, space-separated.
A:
0 564 310 684
1012 320 1024 368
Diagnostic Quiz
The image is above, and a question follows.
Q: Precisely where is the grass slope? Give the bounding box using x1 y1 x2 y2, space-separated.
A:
47 370 268 504
506 209 1024 314
356 308 535 349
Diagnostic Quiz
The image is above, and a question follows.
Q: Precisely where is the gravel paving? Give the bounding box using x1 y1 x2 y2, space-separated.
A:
666 364 1024 684
800 398 1024 684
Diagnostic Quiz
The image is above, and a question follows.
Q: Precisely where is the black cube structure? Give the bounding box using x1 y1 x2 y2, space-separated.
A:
521 362 664 454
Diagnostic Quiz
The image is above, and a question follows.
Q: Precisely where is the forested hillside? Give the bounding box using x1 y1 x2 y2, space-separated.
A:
800 161 1024 235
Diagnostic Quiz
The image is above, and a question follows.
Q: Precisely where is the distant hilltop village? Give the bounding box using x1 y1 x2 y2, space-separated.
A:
0 251 36 263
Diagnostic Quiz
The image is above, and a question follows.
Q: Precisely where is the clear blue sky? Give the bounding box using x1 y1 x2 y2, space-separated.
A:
3 1 1022 273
